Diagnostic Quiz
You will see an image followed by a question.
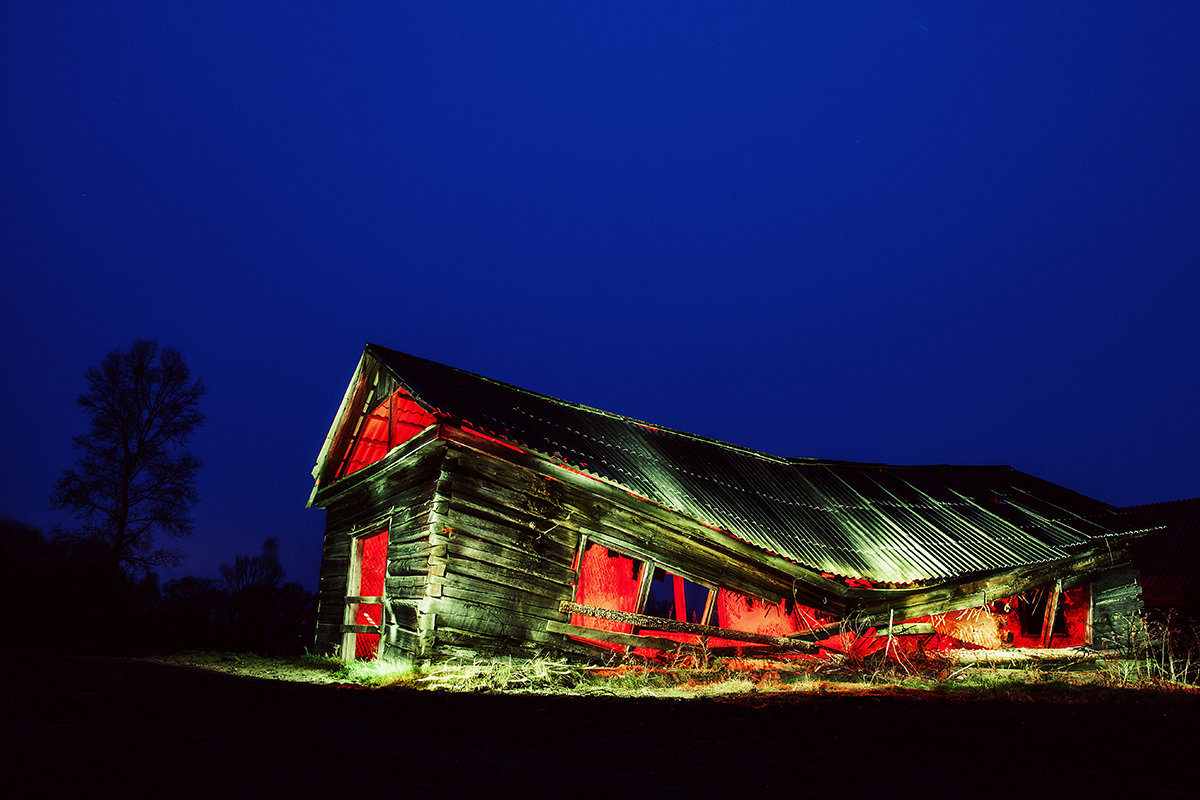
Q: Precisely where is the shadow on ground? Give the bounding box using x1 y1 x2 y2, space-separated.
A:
3 656 1197 798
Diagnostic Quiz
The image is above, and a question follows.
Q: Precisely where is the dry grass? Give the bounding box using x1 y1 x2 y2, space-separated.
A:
154 648 1200 699
156 610 1200 698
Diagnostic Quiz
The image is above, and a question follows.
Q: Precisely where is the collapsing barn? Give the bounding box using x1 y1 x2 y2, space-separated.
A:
308 344 1156 663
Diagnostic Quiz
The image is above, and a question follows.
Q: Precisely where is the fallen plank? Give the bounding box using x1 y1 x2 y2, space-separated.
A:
559 601 818 651
546 620 703 653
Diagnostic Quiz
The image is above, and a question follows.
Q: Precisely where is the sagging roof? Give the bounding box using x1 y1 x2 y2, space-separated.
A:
342 344 1152 585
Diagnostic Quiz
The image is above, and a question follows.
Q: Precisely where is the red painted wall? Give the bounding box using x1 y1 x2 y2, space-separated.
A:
570 543 643 652
354 530 388 659
338 388 436 478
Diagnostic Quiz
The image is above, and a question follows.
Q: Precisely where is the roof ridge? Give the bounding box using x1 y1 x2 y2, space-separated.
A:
367 343 798 462
367 343 1016 474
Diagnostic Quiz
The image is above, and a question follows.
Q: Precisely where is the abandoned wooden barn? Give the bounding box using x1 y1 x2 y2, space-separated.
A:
308 344 1157 662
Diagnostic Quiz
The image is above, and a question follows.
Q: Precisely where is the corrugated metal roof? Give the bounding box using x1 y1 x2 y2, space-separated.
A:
363 344 1151 585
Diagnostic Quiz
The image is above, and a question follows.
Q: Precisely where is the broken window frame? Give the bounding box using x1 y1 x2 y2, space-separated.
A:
570 535 719 640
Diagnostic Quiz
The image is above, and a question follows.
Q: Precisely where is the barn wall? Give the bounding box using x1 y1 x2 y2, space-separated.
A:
314 425 1149 661
1090 560 1143 650
313 435 445 657
423 449 590 659
422 438 815 660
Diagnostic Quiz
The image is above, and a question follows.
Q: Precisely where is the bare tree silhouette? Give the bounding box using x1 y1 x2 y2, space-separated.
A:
51 340 205 574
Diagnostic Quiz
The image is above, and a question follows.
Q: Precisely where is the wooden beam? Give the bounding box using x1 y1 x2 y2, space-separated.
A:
560 601 817 651
546 621 703 653
848 546 1133 628
1040 579 1063 648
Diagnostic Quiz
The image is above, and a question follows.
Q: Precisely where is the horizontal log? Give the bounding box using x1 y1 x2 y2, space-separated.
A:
387 556 432 577
446 487 579 554
385 574 429 591
313 431 443 508
430 600 566 646
433 626 600 661
341 624 382 634
439 570 565 616
433 536 573 601
560 601 817 651
546 620 705 653
384 626 420 654
437 528 576 585
344 596 383 605
446 510 579 566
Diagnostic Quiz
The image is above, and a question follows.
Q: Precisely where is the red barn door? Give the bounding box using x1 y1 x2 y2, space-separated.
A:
344 530 389 660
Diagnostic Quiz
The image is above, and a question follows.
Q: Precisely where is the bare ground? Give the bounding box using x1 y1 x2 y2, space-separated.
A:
2 655 1198 799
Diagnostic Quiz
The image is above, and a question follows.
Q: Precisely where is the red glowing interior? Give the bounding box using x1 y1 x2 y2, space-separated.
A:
570 543 642 651
569 542 1094 660
354 529 389 660
338 388 436 478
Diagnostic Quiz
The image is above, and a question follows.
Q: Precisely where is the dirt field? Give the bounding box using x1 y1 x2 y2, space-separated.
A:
2 656 1198 798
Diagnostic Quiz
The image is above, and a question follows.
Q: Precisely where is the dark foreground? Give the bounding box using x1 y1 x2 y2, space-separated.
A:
2 657 1198 799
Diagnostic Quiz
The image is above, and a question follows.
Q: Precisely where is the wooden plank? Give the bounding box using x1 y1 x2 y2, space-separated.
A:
436 527 577 585
384 626 420 654
429 599 559 644
446 487 580 555
546 620 705 653
341 624 383 634
1040 579 1063 648
313 429 444 508
439 571 566 617
452 453 578 523
344 596 383 604
387 556 432 577
385 574 429 591
432 536 574 600
560 601 817 651
444 496 578 562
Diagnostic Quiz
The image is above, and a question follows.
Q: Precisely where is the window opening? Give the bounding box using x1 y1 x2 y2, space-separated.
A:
1017 585 1067 638
570 543 645 649
642 567 712 624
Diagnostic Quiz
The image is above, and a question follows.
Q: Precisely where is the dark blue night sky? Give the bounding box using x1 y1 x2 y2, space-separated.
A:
3 2 1198 589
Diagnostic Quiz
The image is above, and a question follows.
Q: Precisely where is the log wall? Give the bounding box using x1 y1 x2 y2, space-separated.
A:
313 434 445 657
422 438 818 661
1091 561 1143 650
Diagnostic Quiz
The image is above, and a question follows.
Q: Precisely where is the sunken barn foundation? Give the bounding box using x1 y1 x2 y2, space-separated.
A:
308 345 1154 664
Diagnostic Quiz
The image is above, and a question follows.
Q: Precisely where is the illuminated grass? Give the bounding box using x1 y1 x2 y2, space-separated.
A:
155 647 1200 698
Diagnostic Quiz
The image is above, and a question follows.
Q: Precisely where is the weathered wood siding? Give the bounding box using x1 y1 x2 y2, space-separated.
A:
314 426 1150 661
1090 561 1143 650
313 436 445 657
424 449 587 659
422 437 813 660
